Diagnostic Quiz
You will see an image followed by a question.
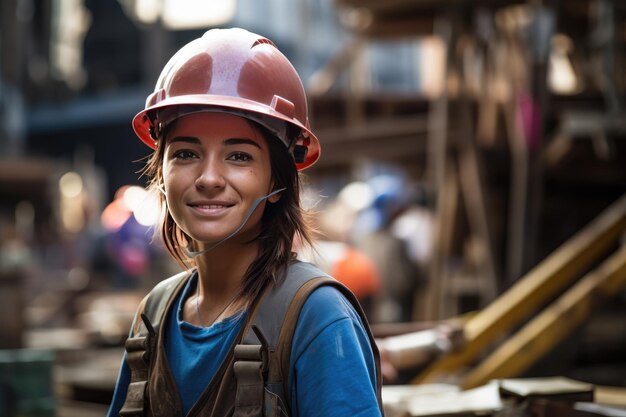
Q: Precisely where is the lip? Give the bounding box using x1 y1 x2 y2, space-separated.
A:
188 199 235 215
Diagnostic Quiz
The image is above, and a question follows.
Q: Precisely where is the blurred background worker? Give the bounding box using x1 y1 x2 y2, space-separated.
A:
297 215 382 318
351 174 422 323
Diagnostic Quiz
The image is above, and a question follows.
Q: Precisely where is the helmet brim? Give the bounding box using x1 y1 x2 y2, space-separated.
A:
132 94 320 171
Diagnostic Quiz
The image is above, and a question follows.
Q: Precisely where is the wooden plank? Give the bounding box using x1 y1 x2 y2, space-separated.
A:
422 159 459 320
421 15 453 321
457 110 499 305
596 385 626 407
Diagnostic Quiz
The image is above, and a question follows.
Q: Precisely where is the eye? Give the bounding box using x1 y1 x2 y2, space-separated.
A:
172 149 198 160
227 152 253 162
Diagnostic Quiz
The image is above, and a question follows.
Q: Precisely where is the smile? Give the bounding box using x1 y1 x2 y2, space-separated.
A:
188 201 235 215
193 204 232 209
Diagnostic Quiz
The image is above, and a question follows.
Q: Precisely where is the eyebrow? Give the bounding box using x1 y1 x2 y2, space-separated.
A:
168 136 200 145
224 138 262 149
167 136 262 149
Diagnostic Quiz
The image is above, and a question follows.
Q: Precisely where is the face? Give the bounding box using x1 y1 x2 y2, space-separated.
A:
162 112 278 248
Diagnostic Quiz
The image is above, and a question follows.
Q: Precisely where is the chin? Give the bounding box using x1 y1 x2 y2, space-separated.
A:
187 232 230 245
186 227 256 247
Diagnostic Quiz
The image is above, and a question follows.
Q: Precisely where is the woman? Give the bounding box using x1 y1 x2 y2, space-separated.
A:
107 28 383 417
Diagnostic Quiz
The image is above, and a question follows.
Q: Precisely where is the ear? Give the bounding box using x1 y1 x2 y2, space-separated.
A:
268 190 282 203
268 181 283 203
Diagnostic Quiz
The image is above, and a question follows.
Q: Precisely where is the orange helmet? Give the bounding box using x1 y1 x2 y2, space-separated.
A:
132 28 320 170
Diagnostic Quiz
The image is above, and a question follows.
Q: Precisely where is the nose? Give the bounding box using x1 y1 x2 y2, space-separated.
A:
195 160 226 190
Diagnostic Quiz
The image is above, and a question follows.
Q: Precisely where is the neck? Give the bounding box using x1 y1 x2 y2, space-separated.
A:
183 242 259 327
194 239 260 304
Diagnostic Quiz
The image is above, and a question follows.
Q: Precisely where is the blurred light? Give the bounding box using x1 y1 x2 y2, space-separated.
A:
134 0 161 24
61 203 85 233
122 185 147 212
59 171 86 233
338 181 373 212
101 185 160 230
419 36 446 98
548 34 581 95
133 190 160 227
59 171 83 198
101 200 131 232
50 0 90 90
161 0 236 30
101 186 133 232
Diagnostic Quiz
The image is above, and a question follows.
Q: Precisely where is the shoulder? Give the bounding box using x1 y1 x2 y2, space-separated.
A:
293 283 369 356
282 260 364 328
300 285 358 324
288 284 381 417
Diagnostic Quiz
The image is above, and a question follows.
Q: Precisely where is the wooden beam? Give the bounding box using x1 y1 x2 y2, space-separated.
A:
413 193 626 383
461 244 626 388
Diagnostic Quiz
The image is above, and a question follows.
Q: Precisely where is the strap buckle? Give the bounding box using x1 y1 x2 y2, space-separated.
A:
119 314 157 417
233 326 269 416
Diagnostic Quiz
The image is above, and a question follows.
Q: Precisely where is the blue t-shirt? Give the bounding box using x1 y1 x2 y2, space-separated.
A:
108 274 381 417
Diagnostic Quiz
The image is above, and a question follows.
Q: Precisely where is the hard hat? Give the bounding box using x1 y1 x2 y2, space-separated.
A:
368 174 408 212
352 174 409 235
132 28 320 170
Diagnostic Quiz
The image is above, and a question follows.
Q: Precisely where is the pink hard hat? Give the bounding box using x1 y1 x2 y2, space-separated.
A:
132 27 320 170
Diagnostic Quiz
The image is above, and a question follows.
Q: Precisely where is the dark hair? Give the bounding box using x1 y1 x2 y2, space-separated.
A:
141 114 316 300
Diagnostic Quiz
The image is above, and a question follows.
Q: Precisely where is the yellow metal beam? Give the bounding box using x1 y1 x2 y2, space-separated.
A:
413 193 626 384
461 244 626 388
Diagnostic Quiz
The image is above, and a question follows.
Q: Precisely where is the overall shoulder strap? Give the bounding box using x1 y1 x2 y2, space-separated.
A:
233 261 384 417
242 261 331 348
233 261 329 417
136 270 191 336
119 270 191 417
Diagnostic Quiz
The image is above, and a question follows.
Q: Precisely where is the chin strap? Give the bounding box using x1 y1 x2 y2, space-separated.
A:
184 187 286 258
